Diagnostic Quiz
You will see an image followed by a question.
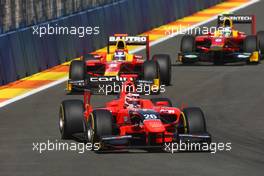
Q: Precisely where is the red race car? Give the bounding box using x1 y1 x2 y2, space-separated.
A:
59 81 211 151
178 15 264 65
67 34 171 93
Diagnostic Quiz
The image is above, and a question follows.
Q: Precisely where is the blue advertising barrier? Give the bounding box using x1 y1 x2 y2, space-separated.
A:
0 34 17 84
8 31 27 78
0 0 224 85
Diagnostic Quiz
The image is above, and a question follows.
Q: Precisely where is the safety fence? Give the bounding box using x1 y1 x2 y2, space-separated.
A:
0 0 224 85
0 0 121 34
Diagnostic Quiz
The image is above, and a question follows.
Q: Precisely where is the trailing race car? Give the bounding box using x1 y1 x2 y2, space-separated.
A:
178 15 264 65
59 81 211 151
67 34 171 93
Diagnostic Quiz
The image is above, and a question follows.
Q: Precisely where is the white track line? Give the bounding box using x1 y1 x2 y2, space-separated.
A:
0 0 259 108
0 78 68 108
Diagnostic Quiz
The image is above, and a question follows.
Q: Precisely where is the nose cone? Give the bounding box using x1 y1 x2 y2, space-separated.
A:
211 38 225 51
104 62 121 76
144 120 165 133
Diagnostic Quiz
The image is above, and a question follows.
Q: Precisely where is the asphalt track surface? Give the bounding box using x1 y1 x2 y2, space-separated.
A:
1 1 264 176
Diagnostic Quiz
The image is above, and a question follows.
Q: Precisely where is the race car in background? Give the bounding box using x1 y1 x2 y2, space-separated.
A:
59 80 211 151
178 15 264 65
67 34 171 93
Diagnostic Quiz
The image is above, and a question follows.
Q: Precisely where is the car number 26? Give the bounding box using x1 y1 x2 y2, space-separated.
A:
144 114 158 120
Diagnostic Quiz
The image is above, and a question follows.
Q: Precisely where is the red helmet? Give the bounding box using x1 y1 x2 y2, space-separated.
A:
125 93 140 108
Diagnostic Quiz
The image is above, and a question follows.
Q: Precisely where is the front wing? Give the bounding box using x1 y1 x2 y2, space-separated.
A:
178 51 260 64
66 77 160 95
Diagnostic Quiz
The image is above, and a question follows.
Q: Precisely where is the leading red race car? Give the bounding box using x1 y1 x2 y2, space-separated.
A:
178 15 264 65
59 81 211 151
67 34 171 93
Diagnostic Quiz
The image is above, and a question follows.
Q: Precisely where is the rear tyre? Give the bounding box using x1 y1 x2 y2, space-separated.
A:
143 60 159 81
69 60 86 81
182 107 207 134
86 110 113 144
59 100 85 139
150 98 172 107
257 31 264 59
152 54 171 85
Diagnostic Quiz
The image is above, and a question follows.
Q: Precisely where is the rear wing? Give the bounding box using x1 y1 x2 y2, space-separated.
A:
217 15 256 35
107 34 150 60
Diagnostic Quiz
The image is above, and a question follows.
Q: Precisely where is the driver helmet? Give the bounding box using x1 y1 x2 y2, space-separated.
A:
125 93 140 109
114 50 126 61
222 27 232 37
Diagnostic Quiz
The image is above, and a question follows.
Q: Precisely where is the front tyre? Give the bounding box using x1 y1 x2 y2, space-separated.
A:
244 35 259 64
69 60 86 81
59 100 85 139
182 107 207 134
180 35 196 64
181 35 196 53
257 31 264 59
244 35 258 53
86 109 113 145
